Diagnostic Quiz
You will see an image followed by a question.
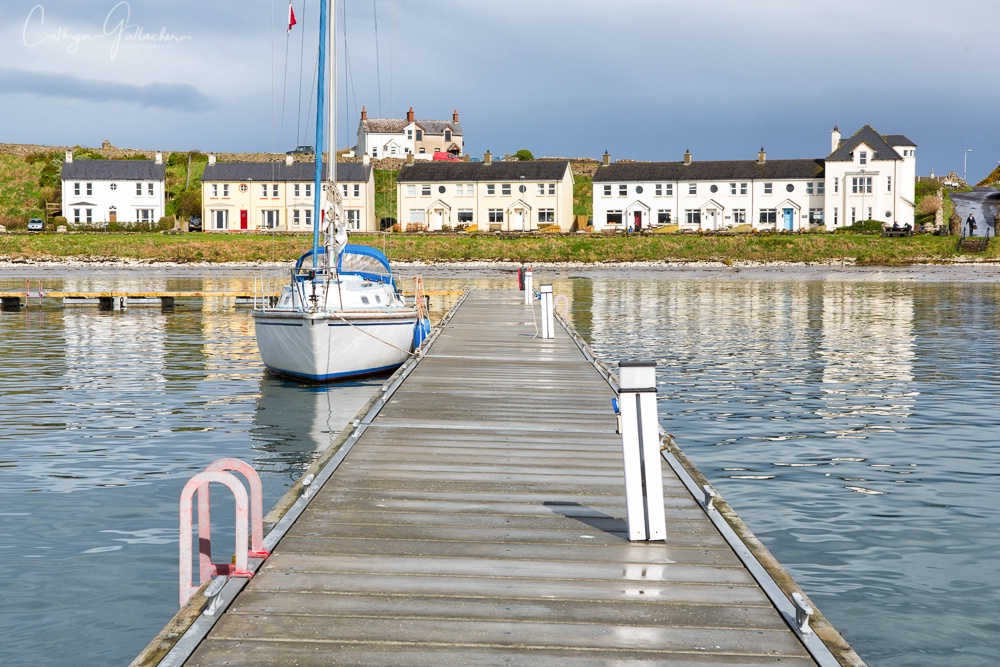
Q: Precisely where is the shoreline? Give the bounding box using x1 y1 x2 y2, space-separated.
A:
3 257 1000 282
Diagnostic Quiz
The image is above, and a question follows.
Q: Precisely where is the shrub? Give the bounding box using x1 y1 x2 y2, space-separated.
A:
513 149 534 161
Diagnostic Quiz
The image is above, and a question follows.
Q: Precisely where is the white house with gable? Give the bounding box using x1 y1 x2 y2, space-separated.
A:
358 107 464 160
60 151 166 226
591 125 915 232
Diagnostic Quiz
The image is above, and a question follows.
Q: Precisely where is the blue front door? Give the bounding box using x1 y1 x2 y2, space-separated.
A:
783 208 794 230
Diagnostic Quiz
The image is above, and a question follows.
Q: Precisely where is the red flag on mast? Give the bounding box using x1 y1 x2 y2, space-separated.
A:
287 3 297 31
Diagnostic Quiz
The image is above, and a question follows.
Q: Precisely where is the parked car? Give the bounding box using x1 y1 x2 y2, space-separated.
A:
27 218 44 231
286 145 314 155
188 215 202 232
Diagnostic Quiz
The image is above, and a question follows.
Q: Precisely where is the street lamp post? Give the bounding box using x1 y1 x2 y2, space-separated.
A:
964 148 972 184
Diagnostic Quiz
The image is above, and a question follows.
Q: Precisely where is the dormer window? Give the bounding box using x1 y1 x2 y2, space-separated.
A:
859 150 867 165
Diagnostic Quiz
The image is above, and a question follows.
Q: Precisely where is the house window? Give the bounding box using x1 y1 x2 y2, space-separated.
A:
353 184 360 197
418 147 426 154
732 209 746 225
148 183 155 196
86 183 93 196
465 184 474 196
538 209 554 224
372 147 378 158
619 184 627 197
261 210 279 228
501 184 511 196
488 209 504 224
685 209 701 225
606 210 623 225
851 177 872 194
655 184 663 196
74 182 81 196
809 208 824 224
859 151 867 165
688 183 696 195
457 185 465 197
136 183 142 195
86 208 93 222
786 183 794 192
406 129 413 140
740 182 748 195
444 130 451 142
222 184 229 197
730 183 737 195
887 176 892 192
833 208 838 225
537 183 545 195
345 210 360 230
709 184 717 193
657 210 671 225
547 183 555 195
818 181 825 194
421 185 431 196
759 209 777 224
211 184 218 197
408 209 425 223
763 183 773 194
406 185 416 197
110 183 117 191
457 209 473 224
487 184 496 195
73 208 81 222
137 209 153 222
834 179 839 194
212 209 228 230
262 184 269 197
851 207 857 223
294 184 301 197
806 182 814 195
603 185 612 197
416 130 423 141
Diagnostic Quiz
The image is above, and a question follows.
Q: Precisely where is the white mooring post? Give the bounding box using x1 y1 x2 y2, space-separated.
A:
540 285 554 339
617 360 666 541
524 267 533 305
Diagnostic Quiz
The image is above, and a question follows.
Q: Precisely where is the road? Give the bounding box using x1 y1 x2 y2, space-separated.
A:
950 187 1000 237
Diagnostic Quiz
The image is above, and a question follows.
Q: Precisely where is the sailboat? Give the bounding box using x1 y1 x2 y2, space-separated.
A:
253 0 429 382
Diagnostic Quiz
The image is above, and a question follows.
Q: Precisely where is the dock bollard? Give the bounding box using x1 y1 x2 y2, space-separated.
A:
524 267 533 305
540 285 554 339
616 360 666 541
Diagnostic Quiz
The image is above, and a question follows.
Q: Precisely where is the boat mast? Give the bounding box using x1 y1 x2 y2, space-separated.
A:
328 0 336 185
312 0 329 267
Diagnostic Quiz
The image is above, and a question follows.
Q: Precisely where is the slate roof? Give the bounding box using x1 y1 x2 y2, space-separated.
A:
361 119 463 136
827 125 903 162
591 159 824 183
884 134 917 148
201 161 370 183
62 159 165 181
396 161 571 183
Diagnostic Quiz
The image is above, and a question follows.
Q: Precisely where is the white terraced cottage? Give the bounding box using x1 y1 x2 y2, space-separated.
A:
591 125 915 232
60 151 166 226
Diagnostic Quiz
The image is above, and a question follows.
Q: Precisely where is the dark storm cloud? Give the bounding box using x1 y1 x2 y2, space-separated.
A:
0 67 212 111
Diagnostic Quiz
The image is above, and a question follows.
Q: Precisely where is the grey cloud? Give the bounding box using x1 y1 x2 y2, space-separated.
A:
0 67 212 111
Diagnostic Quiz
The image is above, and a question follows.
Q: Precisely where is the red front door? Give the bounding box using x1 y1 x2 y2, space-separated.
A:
240 210 248 230
633 211 642 230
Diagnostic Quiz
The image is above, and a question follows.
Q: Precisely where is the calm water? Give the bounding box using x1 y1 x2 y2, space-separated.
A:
0 268 997 666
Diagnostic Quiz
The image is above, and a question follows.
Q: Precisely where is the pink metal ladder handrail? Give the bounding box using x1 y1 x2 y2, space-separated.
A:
178 459 270 606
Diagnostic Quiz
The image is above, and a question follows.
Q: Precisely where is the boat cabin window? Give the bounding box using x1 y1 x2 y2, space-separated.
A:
361 296 370 304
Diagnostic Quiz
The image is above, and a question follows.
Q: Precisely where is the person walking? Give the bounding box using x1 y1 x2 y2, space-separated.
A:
966 213 977 236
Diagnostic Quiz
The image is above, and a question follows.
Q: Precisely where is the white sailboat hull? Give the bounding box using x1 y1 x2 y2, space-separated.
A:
254 310 417 382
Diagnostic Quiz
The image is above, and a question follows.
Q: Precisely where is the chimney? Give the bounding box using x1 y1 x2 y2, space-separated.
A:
484 150 492 165
285 154 294 166
362 153 370 166
602 150 610 167
65 150 73 163
405 152 414 166
406 107 414 122
683 149 692 165
208 154 216 165
757 147 766 164
155 152 162 165
452 109 459 123
361 106 367 121
831 125 841 153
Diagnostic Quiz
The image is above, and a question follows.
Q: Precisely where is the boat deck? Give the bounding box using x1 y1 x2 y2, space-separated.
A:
143 289 858 666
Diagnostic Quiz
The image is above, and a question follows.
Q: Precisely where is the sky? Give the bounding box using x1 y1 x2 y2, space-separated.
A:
2 0 997 182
